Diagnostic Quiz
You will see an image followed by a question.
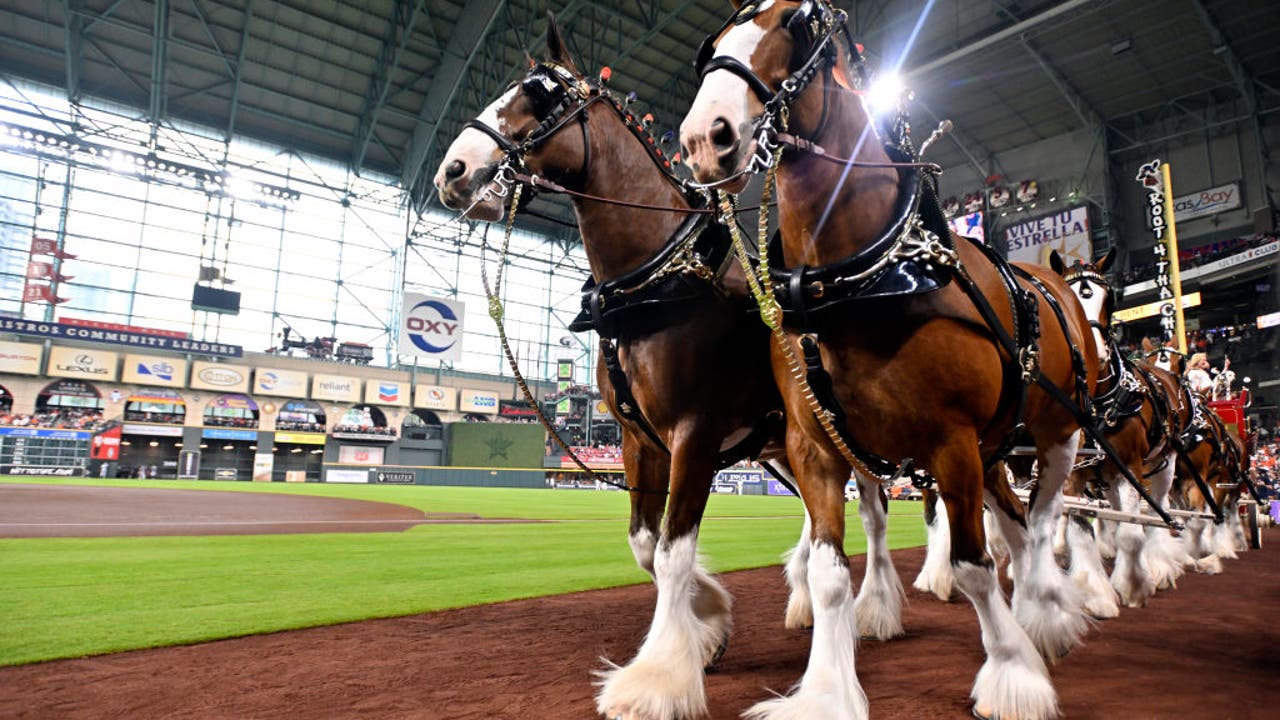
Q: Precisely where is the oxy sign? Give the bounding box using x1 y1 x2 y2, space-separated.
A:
401 294 465 361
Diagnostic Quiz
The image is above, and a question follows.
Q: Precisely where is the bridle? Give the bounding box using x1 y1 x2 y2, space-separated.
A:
1061 261 1118 339
456 62 604 216
687 0 944 191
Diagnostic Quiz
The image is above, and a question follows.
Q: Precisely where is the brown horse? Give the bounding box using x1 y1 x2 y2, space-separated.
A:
433 22 908 720
1052 250 1193 609
681 2 1101 718
1176 397 1250 570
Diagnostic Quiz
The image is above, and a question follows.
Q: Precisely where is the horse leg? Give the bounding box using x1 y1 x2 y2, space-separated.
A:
625 442 668 580
772 462 814 630
1064 515 1120 619
1095 518 1117 561
1106 470 1155 608
596 443 724 720
1217 497 1243 558
1012 432 1088 661
939 437 1057 720
745 441 867 720
1141 459 1188 590
853 471 905 640
984 463 1029 586
913 488 956 601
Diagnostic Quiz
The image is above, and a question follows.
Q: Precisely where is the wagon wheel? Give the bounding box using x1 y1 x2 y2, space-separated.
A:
1246 502 1262 550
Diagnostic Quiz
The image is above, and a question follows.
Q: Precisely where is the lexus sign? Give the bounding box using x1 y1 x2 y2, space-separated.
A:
401 293 465 361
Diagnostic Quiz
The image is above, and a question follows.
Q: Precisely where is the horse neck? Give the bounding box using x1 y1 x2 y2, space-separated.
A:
775 87 900 267
570 104 691 281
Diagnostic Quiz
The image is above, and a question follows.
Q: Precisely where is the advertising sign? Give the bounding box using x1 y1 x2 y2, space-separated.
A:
274 432 326 445
0 317 241 357
557 359 574 380
459 389 499 414
1170 182 1241 223
177 450 201 479
326 469 369 483
121 354 187 387
253 368 308 398
0 340 43 375
414 384 456 410
252 453 274 481
364 379 410 407
338 445 385 465
122 423 184 437
311 374 361 402
201 428 258 441
90 425 122 460
189 361 251 392
400 293 465 361
1112 292 1202 324
1136 159 1186 348
1003 205 1091 265
46 346 119 381
373 470 416 484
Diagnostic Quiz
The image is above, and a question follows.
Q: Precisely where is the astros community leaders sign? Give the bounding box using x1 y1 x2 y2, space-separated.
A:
0 318 243 357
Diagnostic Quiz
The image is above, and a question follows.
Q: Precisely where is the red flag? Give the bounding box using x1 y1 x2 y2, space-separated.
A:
22 282 68 304
27 260 52 279
30 237 76 259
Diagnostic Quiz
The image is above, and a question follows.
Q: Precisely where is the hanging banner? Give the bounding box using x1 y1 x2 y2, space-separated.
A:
90 425 122 460
0 340 43 375
948 210 985 243
190 361 251 392
121 354 187 387
30 237 76 259
400 294 465 361
311 374 361 402
365 380 410 407
253 368 308 398
27 261 72 283
1003 205 1091 265
46 346 118 381
1135 159 1187 351
0 317 242 357
22 282 68 304
414 384 456 410
1171 182 1241 223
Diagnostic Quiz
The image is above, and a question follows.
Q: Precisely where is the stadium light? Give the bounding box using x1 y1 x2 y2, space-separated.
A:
865 72 904 116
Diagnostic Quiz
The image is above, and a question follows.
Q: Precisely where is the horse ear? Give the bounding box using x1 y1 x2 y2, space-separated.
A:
1097 247 1116 274
1142 337 1155 353
545 13 580 74
1048 250 1066 276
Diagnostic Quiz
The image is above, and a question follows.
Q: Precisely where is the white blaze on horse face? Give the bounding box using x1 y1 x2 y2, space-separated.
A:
680 17 768 179
434 86 517 198
1075 285 1110 365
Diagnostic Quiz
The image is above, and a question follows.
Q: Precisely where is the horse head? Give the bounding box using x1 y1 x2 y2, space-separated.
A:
1051 247 1116 366
679 0 854 192
435 16 590 221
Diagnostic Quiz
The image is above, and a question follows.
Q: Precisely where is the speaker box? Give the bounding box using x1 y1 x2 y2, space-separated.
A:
192 284 241 315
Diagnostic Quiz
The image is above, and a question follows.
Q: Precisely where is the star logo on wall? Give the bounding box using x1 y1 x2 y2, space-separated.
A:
486 434 514 460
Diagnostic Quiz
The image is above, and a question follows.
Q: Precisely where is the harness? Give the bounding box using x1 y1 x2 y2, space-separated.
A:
467 61 787 486
698 0 1185 528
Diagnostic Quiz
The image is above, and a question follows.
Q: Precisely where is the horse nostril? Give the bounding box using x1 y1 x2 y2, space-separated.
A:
444 159 466 181
710 118 737 152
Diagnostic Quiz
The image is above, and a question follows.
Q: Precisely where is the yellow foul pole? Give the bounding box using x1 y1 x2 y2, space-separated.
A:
1160 163 1187 353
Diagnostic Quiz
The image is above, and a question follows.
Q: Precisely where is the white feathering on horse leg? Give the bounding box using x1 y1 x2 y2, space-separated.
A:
783 513 813 630
743 542 869 720
956 561 1060 720
1108 481 1155 608
913 498 955 601
1095 518 1117 561
1013 437 1089 660
1214 515 1241 559
1141 461 1187 590
1065 517 1120 619
853 477 905 640
629 526 658 579
596 533 709 720
690 564 733 668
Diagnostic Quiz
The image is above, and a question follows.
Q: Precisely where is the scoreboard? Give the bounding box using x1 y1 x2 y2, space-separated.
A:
0 427 90 476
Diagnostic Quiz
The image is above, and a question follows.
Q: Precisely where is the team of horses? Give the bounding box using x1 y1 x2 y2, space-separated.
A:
432 3 1255 719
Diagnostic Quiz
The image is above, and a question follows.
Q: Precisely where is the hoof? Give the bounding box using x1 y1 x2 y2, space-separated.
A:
973 707 995 720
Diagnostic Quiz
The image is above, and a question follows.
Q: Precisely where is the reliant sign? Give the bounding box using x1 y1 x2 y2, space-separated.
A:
253 368 308 398
364 379 409 407
400 294 465 361
189 361 251 392
121 354 187 387
46 346 119 381
1003 205 1091 265
0 318 242 357
311 374 361 402
0 340 43 375
414 384 456 411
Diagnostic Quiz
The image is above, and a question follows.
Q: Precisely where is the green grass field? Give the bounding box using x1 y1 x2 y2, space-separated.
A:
0 477 927 667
